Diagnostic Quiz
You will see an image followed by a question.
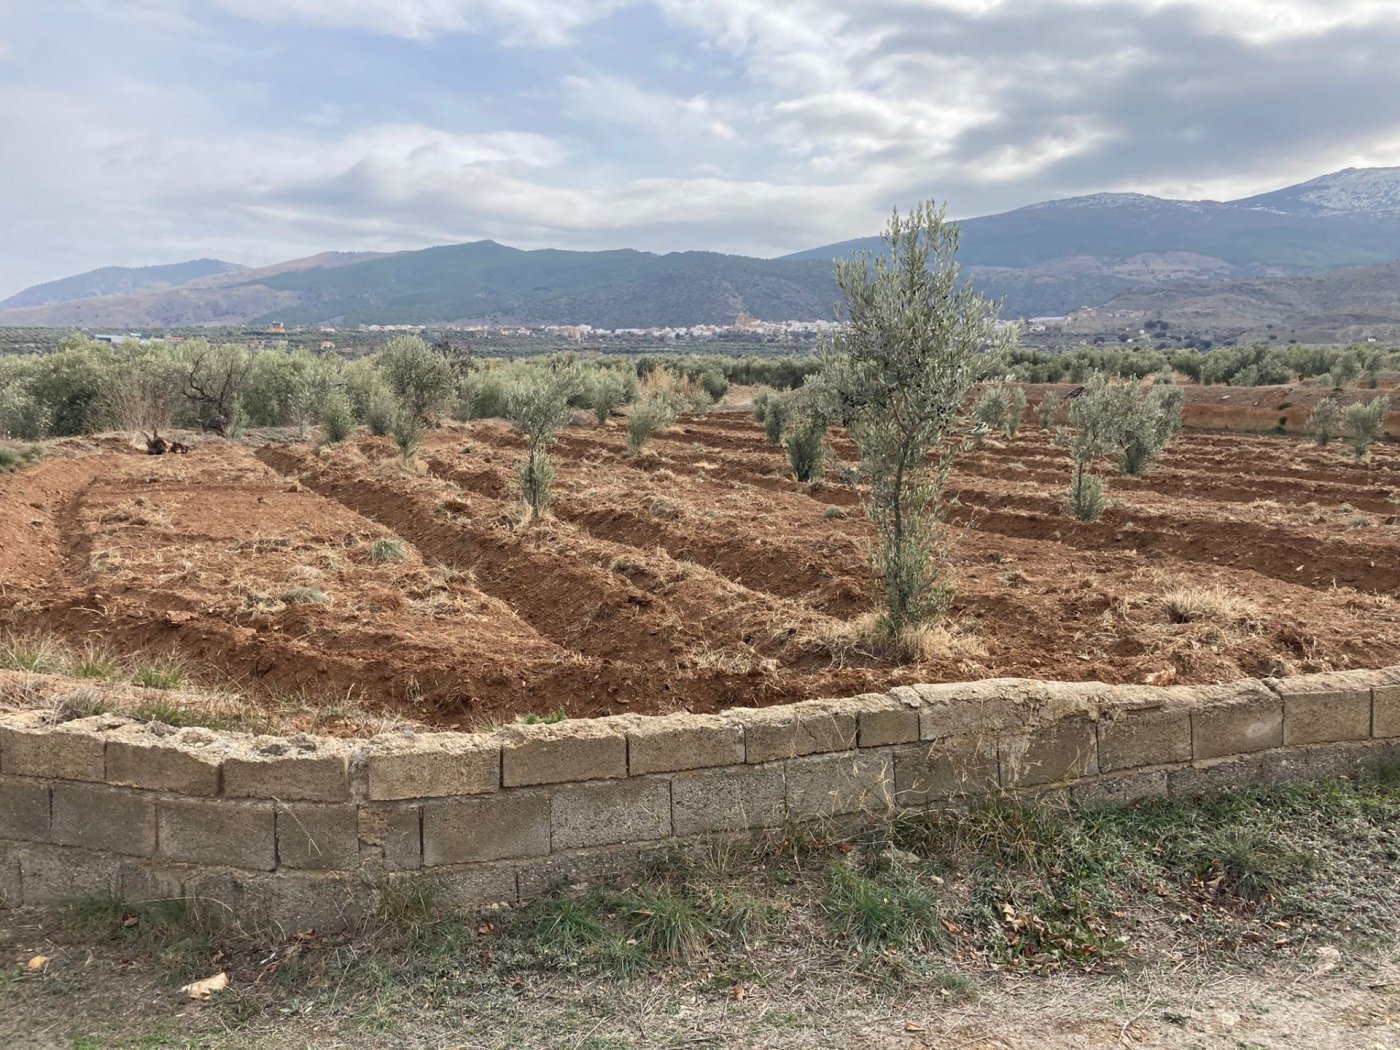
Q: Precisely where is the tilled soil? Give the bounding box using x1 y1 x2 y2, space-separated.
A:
2 392 1398 729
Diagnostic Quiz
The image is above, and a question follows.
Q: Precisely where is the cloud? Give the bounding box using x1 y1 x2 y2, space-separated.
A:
213 0 626 46
3 0 1400 295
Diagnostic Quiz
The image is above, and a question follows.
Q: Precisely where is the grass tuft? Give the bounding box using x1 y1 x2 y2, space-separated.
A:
131 658 189 691
821 864 944 953
371 538 408 563
283 586 331 606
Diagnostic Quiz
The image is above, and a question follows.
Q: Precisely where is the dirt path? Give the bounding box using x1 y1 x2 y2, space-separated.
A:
1 917 1393 1049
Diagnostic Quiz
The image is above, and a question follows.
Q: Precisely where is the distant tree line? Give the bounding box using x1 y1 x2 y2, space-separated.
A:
1005 342 1398 387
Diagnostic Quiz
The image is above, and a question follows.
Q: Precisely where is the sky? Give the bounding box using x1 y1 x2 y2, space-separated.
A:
2 0 1400 297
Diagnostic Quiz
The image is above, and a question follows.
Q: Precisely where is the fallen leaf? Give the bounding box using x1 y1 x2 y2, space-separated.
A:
180 972 229 1001
904 1021 927 1032
121 913 139 928
476 920 496 937
26 955 49 972
731 984 747 1002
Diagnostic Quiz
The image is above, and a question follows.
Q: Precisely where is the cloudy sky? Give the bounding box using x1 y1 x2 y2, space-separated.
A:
2 0 1400 296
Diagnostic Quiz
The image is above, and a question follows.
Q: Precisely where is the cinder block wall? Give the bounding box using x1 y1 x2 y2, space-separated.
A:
2 667 1398 931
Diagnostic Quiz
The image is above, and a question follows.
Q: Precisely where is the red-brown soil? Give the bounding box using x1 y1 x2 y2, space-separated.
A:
2 385 1398 730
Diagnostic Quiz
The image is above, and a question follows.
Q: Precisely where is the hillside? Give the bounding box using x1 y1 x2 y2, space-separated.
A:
4 167 1400 330
1089 260 1400 343
0 258 244 310
247 241 842 328
787 167 1400 309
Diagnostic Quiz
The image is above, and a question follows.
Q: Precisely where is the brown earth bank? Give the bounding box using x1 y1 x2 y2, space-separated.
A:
1 382 1398 729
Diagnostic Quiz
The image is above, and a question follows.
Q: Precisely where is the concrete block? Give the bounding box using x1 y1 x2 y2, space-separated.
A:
1167 755 1271 797
854 694 921 748
625 713 743 775
1000 717 1099 787
1377 683 1400 738
423 790 550 865
276 804 360 870
187 869 373 934
52 782 156 857
741 700 858 763
892 736 999 806
904 680 1035 742
1273 671 1374 745
0 777 50 842
516 843 664 899
0 844 20 906
18 842 123 904
1098 705 1192 772
364 732 499 800
671 765 785 835
418 864 518 910
551 777 671 850
256 872 376 933
358 804 422 870
1071 771 1169 807
500 721 626 787
1264 739 1400 783
1192 682 1282 759
785 750 893 819
0 711 115 781
118 860 190 908
105 723 223 795
159 799 276 870
223 737 351 801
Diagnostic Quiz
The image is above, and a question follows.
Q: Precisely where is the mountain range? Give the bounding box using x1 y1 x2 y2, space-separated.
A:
3 167 1399 334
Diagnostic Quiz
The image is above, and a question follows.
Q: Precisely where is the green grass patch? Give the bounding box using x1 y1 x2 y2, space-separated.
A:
518 707 568 725
130 659 189 691
0 632 68 674
821 863 944 954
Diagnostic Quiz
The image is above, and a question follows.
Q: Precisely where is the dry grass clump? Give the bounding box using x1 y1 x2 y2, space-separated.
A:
283 586 331 606
807 612 988 667
683 642 778 675
1161 584 1262 629
97 501 172 529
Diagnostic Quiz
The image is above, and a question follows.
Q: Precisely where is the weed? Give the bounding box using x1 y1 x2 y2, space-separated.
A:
71 643 121 680
131 659 189 690
821 864 943 953
1188 828 1316 901
371 538 408 563
519 707 568 724
622 888 716 960
0 632 67 674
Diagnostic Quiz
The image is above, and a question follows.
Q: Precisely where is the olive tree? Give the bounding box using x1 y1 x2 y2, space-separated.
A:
378 335 455 460
819 202 1013 640
506 365 580 515
1308 396 1341 446
1343 395 1390 461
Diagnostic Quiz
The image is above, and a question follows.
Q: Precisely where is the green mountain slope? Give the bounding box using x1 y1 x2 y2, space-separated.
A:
246 241 843 328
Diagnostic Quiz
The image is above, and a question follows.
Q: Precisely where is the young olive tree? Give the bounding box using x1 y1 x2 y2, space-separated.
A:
506 366 579 515
783 390 829 483
819 202 1014 638
378 335 455 460
1308 396 1341 446
1036 391 1063 431
1060 375 1118 521
1342 395 1390 461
